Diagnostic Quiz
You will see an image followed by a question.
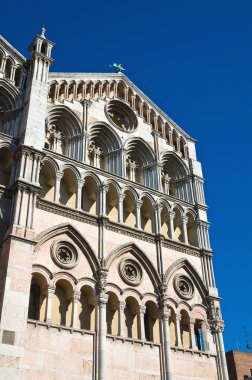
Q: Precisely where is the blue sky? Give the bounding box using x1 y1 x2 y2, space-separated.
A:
1 0 251 351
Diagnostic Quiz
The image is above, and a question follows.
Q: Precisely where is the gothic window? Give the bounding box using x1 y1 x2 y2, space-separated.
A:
161 153 192 202
88 124 121 175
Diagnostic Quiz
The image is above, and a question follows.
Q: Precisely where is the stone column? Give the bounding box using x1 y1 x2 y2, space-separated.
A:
154 203 162 234
136 200 143 230
72 290 81 329
139 306 146 341
189 318 197 350
168 211 175 240
54 172 63 203
98 293 109 380
181 216 188 244
118 301 126 337
46 285 55 323
161 307 173 380
215 324 229 380
99 184 108 216
175 314 182 347
118 193 125 224
76 179 85 210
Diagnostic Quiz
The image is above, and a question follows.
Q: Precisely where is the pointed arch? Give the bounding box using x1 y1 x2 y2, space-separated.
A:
35 223 100 274
105 242 161 290
124 137 155 167
164 258 208 300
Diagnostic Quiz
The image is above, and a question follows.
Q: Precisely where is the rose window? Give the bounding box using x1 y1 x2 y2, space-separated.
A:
119 258 143 286
51 241 79 269
174 275 194 300
105 100 138 132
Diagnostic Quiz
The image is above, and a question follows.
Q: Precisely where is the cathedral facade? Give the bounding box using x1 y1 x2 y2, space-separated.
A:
0 29 229 380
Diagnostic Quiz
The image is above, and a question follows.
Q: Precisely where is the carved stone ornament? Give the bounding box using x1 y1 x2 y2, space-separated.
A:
174 274 194 300
51 240 79 269
105 100 138 132
119 258 143 286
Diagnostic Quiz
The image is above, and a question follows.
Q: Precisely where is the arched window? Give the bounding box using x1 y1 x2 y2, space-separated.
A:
39 160 56 201
169 308 176 346
160 204 169 238
88 124 121 175
82 176 98 214
125 297 139 339
140 196 153 233
173 207 183 242
186 212 198 247
161 153 193 202
144 301 160 342
180 310 190 349
79 285 95 330
123 190 136 227
106 183 119 222
125 139 156 188
59 168 77 208
106 292 119 335
194 319 204 351
46 106 82 160
28 273 47 321
52 280 73 327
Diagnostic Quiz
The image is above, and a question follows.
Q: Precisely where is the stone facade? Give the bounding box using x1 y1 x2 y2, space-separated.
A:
0 28 229 380
226 350 252 380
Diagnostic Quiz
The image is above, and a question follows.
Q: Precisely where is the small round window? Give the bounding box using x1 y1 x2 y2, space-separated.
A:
51 240 79 269
105 100 138 132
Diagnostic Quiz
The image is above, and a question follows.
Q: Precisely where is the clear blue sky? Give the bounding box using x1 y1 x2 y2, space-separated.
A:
2 0 251 352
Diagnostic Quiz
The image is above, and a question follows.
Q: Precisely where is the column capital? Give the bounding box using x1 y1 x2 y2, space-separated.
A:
73 290 81 302
118 193 125 201
139 305 146 315
181 215 188 224
168 210 175 220
175 313 181 322
118 301 126 311
136 199 143 208
47 285 56 294
98 293 109 306
56 171 63 180
190 317 196 325
99 183 109 193
77 178 85 187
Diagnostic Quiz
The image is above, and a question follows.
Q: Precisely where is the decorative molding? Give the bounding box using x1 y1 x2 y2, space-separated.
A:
36 198 98 226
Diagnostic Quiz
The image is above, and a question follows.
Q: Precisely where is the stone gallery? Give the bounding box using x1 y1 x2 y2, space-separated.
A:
0 28 229 379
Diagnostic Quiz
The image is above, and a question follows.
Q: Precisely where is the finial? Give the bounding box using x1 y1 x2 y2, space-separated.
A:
41 24 46 38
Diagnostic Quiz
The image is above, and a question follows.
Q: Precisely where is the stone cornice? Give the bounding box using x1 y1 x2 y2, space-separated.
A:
0 35 26 63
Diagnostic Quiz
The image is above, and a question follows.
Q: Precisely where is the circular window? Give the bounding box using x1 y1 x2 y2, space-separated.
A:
174 275 194 300
105 100 138 132
119 258 143 286
51 241 79 269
